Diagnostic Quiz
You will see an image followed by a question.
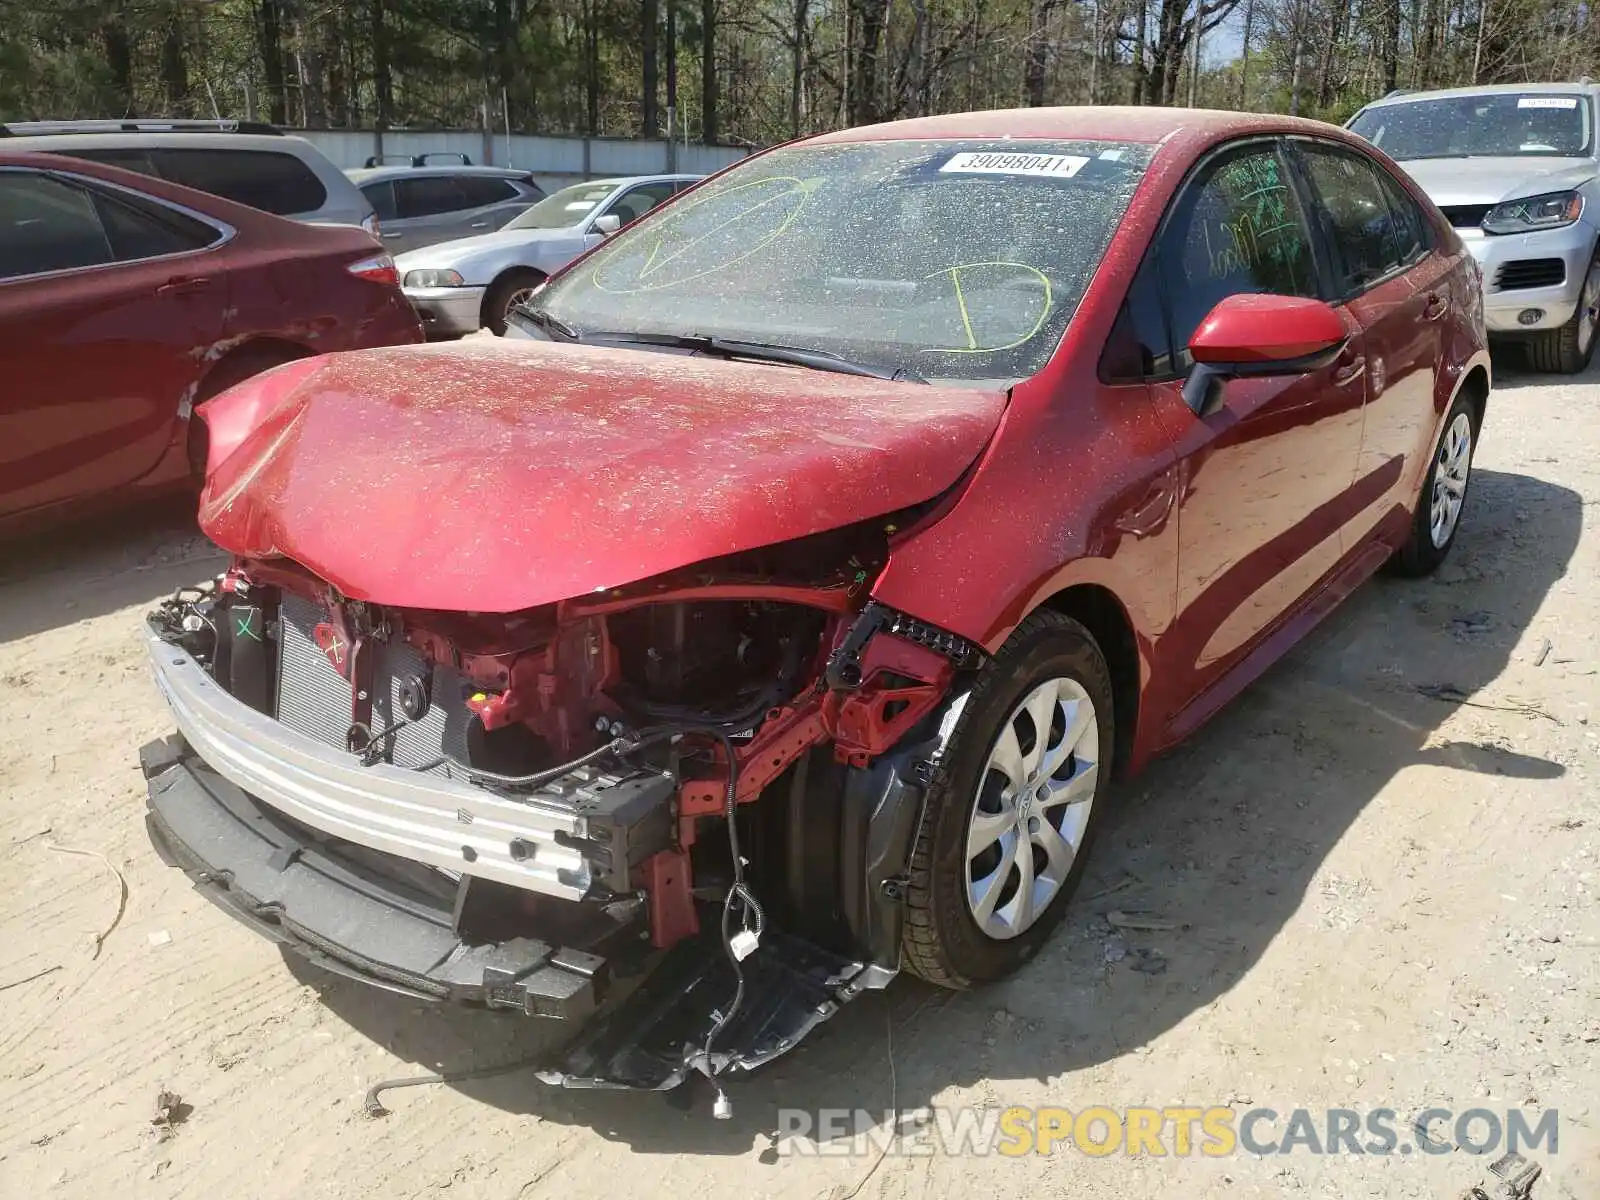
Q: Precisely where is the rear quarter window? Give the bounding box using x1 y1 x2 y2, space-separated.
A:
91 187 223 259
53 147 158 177
151 148 328 216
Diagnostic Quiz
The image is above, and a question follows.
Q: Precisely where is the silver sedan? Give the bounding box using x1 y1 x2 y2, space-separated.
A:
394 174 704 335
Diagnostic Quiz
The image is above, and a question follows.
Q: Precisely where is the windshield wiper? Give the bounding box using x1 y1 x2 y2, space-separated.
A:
509 305 581 342
581 330 927 383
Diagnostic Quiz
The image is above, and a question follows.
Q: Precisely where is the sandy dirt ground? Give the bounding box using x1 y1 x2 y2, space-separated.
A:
1 351 1597 1200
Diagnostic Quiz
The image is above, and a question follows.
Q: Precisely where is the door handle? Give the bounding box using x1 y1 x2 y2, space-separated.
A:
468 221 489 229
1333 354 1366 386
156 275 209 296
382 230 405 239
1423 292 1450 321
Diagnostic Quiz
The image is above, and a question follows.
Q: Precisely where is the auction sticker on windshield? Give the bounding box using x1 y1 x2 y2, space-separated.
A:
939 152 1089 178
1518 97 1578 108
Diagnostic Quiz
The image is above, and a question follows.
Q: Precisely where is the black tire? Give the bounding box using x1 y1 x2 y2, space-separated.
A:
483 269 546 336
901 609 1116 989
1528 249 1600 373
1388 388 1480 577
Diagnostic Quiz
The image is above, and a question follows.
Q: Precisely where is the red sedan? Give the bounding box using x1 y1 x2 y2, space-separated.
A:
139 107 1488 1097
0 150 422 535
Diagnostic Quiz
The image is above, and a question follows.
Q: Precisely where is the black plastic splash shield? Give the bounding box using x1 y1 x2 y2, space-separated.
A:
539 926 892 1091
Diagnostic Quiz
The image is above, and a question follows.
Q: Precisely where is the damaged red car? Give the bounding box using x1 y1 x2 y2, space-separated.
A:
139 107 1489 1108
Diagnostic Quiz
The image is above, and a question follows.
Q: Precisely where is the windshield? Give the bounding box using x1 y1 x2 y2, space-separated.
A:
533 139 1153 385
506 181 619 230
1350 94 1592 159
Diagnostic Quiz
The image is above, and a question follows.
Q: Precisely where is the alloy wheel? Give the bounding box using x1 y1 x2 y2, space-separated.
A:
1429 411 1473 549
504 286 541 320
965 677 1100 940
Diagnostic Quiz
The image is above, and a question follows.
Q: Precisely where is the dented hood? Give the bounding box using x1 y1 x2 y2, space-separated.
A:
198 338 1008 612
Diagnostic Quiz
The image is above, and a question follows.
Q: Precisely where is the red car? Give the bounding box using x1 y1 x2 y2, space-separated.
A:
0 150 422 535
139 108 1487 1104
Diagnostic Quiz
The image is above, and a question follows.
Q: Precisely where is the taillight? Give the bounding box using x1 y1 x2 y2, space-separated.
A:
347 253 400 286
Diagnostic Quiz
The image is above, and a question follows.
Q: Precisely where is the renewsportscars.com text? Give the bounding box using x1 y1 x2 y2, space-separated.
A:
775 1105 1560 1158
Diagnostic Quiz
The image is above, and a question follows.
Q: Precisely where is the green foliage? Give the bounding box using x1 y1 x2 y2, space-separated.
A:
4 0 1600 146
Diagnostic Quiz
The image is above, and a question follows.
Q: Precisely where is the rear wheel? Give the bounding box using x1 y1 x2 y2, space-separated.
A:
484 269 546 336
901 609 1115 988
188 347 302 480
1389 390 1478 577
1528 249 1600 373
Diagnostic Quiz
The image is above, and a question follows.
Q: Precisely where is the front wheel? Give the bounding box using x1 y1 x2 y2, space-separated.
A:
483 269 546 336
901 609 1115 989
1528 248 1600 373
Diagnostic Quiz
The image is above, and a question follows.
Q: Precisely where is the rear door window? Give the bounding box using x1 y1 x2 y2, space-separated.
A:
457 176 518 207
1374 167 1432 265
151 148 328 216
1296 144 1408 294
395 176 473 218
0 171 113 278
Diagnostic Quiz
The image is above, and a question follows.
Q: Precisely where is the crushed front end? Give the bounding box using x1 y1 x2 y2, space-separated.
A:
140 525 981 1100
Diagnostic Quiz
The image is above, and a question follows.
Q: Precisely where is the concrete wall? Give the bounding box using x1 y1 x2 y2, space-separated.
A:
290 128 751 190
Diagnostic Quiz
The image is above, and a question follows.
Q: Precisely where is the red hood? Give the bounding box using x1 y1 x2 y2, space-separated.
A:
198 338 1008 612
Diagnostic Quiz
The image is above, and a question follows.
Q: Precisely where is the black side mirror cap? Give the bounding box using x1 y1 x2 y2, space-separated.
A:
1180 339 1349 417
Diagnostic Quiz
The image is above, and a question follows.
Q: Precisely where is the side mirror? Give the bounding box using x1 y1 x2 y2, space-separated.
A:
592 213 621 235
1182 294 1349 416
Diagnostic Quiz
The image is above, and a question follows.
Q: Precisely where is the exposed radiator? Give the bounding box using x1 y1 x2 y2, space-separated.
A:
276 592 472 775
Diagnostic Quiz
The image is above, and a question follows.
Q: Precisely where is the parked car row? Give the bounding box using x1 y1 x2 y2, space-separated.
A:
394 173 703 333
0 146 421 536
0 121 706 336
7 84 1595 545
0 122 711 535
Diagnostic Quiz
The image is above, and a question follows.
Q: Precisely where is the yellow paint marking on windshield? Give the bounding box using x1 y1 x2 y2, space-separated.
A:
950 267 979 350
590 176 817 294
639 234 667 278
637 176 809 279
923 262 1053 355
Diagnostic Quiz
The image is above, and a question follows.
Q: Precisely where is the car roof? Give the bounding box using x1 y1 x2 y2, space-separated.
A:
804 105 1345 147
346 164 535 183
0 129 327 154
1357 81 1600 111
